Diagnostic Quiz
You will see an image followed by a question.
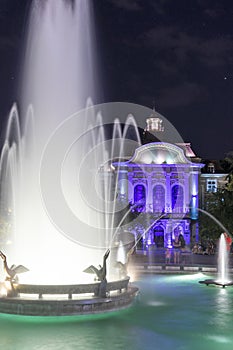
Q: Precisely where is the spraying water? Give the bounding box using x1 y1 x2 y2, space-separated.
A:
0 0 102 284
0 0 186 286
0 0 144 284
200 232 233 287
217 233 230 284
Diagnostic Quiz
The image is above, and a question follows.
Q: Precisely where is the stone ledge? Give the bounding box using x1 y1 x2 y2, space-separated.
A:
201 267 217 272
0 286 139 316
183 266 199 271
13 278 130 298
165 266 181 271
147 266 163 270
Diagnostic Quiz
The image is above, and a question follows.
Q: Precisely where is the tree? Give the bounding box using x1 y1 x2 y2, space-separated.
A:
199 152 233 241
220 151 233 174
199 189 233 242
220 151 233 190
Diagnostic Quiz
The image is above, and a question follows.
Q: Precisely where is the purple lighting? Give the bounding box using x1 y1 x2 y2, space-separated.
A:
113 141 204 249
172 185 184 213
134 184 146 212
153 185 165 213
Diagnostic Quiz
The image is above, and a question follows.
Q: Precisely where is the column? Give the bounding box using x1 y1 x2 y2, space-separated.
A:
146 173 153 213
165 169 171 213
189 170 199 220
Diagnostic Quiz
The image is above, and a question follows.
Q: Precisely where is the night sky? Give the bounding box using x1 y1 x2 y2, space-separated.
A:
0 0 233 159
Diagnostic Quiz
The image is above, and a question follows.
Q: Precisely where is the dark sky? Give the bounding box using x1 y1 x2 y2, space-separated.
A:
0 0 233 159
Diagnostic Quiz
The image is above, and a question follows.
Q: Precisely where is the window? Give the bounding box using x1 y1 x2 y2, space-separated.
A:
206 179 217 193
172 185 184 213
153 185 165 213
134 184 146 212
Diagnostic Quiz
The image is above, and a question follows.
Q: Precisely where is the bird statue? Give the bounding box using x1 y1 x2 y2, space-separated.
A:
0 251 29 283
83 249 110 281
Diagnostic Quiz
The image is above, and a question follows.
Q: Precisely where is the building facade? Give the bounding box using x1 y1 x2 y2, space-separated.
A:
113 141 204 248
199 161 227 209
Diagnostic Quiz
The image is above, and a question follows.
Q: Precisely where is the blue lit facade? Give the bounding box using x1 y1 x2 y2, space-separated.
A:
113 142 204 248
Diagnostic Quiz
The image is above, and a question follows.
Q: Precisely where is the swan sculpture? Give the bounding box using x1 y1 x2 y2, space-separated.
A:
83 249 110 281
0 251 29 283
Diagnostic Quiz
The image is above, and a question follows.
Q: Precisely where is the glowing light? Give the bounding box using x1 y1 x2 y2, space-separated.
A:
192 181 198 196
207 335 231 344
156 156 164 164
116 241 126 265
146 301 166 307
170 273 205 282
0 283 8 297
216 233 230 284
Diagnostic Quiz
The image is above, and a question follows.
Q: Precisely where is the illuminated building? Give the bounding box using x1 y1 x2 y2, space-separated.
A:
113 115 204 248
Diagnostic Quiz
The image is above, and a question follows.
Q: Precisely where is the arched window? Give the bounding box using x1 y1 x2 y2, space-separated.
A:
134 184 146 212
172 185 184 213
153 185 165 213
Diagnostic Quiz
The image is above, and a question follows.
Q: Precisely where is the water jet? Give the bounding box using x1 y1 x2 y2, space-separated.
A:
199 233 233 288
0 0 139 316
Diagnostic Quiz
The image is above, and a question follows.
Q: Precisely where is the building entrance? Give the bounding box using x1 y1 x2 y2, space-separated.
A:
153 225 164 248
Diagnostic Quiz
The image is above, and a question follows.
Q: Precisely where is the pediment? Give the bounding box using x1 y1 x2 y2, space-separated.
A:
127 142 192 165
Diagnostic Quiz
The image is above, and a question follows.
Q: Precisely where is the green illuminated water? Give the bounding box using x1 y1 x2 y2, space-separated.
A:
0 273 233 350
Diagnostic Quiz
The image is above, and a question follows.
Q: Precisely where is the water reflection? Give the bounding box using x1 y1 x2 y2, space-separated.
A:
213 288 233 328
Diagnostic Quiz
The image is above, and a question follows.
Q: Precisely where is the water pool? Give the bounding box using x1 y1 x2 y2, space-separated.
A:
0 273 232 350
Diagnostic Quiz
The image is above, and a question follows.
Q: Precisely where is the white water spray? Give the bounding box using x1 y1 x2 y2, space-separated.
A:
217 233 230 284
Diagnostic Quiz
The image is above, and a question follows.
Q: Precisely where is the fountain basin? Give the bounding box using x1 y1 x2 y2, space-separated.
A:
199 279 233 288
0 278 138 316
199 234 233 288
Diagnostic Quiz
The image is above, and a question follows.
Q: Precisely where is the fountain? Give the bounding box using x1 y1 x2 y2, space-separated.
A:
199 233 233 288
0 0 139 316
